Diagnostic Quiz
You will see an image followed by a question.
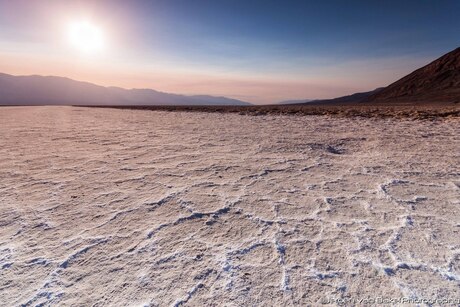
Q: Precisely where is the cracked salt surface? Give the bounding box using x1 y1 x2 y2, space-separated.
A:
0 106 459 306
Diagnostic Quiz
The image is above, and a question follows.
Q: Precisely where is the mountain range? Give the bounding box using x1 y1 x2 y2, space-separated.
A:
289 88 384 105
1 47 459 106
0 73 251 106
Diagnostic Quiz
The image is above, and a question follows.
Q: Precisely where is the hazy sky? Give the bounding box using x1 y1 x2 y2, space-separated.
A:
0 0 459 103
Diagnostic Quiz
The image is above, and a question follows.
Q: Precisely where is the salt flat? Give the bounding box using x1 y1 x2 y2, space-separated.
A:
0 106 459 306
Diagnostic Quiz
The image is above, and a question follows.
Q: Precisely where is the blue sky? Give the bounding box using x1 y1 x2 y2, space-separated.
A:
0 0 459 103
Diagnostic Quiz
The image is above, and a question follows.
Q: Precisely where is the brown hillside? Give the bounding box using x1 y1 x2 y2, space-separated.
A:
368 47 460 103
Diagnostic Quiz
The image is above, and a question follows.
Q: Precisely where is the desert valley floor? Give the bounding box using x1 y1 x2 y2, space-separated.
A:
0 106 459 306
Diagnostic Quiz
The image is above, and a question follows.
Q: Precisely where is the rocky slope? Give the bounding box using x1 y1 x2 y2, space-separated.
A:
368 47 460 103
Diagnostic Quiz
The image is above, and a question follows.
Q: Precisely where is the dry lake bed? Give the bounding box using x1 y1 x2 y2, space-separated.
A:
0 106 459 306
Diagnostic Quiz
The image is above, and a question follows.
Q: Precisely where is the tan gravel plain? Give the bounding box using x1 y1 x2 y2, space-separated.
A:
0 106 459 306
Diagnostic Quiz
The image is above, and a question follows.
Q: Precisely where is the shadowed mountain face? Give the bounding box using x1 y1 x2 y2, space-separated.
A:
367 47 460 103
0 73 252 106
293 47 460 106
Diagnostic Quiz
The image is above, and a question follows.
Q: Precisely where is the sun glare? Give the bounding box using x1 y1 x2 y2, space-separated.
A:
68 20 105 54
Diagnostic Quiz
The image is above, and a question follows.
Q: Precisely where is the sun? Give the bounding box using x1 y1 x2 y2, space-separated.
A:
68 20 105 54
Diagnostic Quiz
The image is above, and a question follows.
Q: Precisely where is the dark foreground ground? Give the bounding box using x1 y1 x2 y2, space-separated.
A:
84 103 460 120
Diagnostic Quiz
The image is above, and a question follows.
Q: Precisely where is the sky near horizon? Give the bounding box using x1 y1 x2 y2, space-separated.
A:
0 0 459 104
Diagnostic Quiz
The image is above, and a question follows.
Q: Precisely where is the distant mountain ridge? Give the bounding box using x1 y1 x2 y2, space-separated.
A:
367 47 460 103
0 73 252 106
277 99 314 105
285 87 383 105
